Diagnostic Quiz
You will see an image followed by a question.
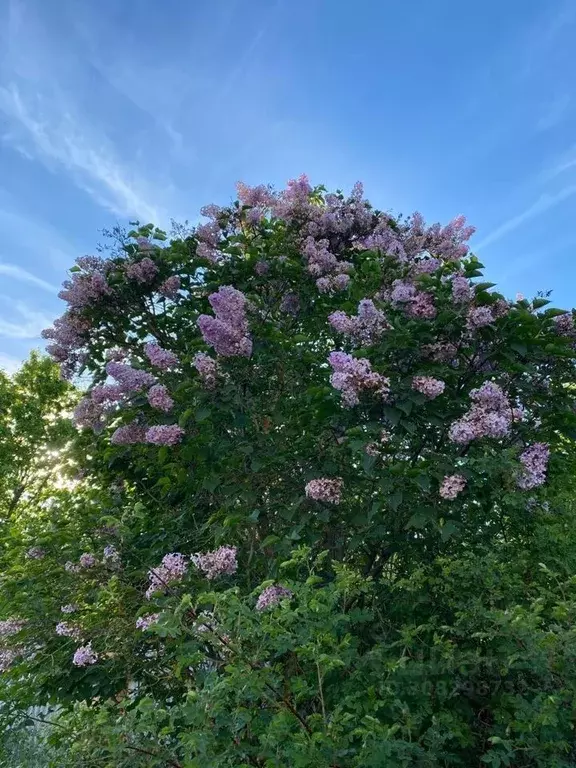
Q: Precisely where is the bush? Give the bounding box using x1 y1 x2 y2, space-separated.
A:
2 177 576 766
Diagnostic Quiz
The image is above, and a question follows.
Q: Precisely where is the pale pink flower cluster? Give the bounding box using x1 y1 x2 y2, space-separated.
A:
146 553 188 598
72 643 98 666
56 622 82 640
439 474 467 500
328 351 390 407
26 546 46 560
328 299 389 344
111 422 146 445
197 286 252 357
192 352 221 389
412 376 445 399
79 553 97 569
0 618 26 637
145 425 185 446
125 257 158 283
136 613 160 631
448 381 512 444
144 343 179 371
192 546 238 580
159 276 181 299
517 443 550 490
256 585 293 611
61 604 79 614
305 477 343 504
467 306 494 330
147 384 174 412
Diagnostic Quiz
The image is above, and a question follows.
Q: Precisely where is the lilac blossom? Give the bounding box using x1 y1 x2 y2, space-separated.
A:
145 425 185 446
144 343 179 371
193 352 220 389
422 342 458 363
197 286 252 357
136 613 161 631
158 276 181 299
136 237 154 252
467 306 494 330
254 260 269 275
192 546 238 580
26 546 46 560
405 292 437 320
412 376 445 399
390 281 416 303
56 622 82 640
451 275 472 303
146 553 188 598
412 257 442 274
316 274 351 294
328 351 390 407
517 443 550 490
305 477 343 504
111 422 146 445
59 269 111 309
328 300 388 344
72 643 98 667
106 362 156 392
61 604 79 614
91 384 123 405
449 381 513 444
73 397 106 430
103 545 120 566
279 292 300 315
0 648 19 672
147 384 174 412
256 585 293 611
236 181 276 209
439 475 467 500
554 313 575 336
0 619 26 637
79 553 97 569
125 257 158 283
64 561 81 574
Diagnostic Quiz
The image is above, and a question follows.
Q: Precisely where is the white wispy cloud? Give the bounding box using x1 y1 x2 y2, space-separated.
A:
0 83 163 222
474 185 576 251
0 297 53 339
0 262 57 292
0 1 169 224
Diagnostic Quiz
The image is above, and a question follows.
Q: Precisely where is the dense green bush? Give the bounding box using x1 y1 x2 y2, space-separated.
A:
2 177 576 766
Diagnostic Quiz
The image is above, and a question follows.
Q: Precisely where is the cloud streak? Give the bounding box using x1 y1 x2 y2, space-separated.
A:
0 261 58 292
474 185 576 251
0 297 53 339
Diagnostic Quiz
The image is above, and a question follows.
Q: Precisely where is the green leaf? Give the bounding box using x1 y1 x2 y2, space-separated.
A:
383 406 402 426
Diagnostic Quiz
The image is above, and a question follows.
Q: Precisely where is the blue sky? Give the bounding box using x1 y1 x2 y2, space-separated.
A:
1 0 576 372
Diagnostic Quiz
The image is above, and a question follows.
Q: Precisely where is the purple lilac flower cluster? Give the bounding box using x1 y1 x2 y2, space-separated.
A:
192 546 238 579
146 553 188 598
56 622 82 640
328 300 389 344
103 545 120 567
256 585 293 611
0 618 26 637
328 351 390 407
72 643 98 666
79 553 97 569
106 362 157 392
58 260 112 309
517 443 550 490
467 306 494 330
65 561 81 574
145 425 185 446
26 546 46 560
452 275 473 303
305 477 343 504
439 475 467 500
412 376 445 399
449 381 513 444
144 343 179 371
554 313 575 336
389 280 436 320
147 384 174 412
192 352 221 389
111 422 146 445
125 257 158 283
197 286 252 357
159 275 181 299
136 613 160 631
